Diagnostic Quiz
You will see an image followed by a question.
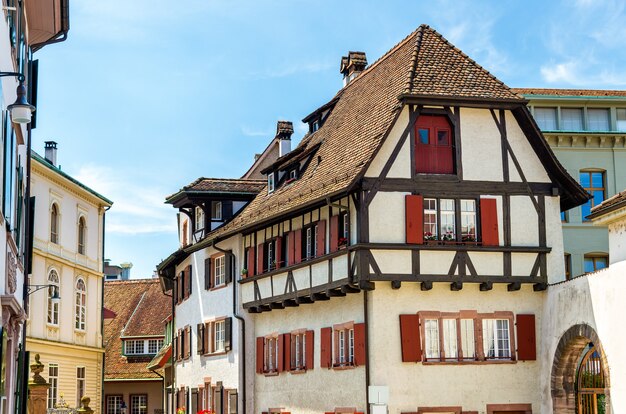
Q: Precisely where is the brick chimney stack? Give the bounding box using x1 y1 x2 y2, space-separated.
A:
340 51 367 87
276 121 294 157
44 141 58 166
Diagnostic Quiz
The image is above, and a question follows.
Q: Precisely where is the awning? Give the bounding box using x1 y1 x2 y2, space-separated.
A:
146 343 172 371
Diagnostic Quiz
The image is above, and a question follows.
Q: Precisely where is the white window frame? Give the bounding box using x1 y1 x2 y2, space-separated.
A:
342 212 349 239
196 207 205 231
48 363 59 409
305 227 312 259
106 395 123 414
267 174 275 194
212 201 222 220
482 319 511 359
442 319 458 360
214 255 225 286
75 278 86 331
289 169 297 180
264 336 278 372
214 320 225 352
424 318 440 360
78 216 86 255
47 270 60 326
130 394 147 414
76 366 86 407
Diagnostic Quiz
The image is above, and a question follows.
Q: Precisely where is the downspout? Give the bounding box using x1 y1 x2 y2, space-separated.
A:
214 242 246 414
101 205 110 414
363 290 370 414
158 290 173 414
171 283 175 414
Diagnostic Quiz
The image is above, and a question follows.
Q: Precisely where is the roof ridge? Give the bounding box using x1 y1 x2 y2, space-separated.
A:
411 25 517 97
121 291 148 335
106 279 158 285
338 26 421 93
403 25 425 95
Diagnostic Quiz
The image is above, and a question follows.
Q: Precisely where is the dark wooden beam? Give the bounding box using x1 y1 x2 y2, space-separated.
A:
359 280 375 291
533 282 548 292
507 282 521 292
399 94 527 109
479 282 493 291
341 284 361 294
391 280 401 289
270 302 285 310
361 178 554 196
312 292 331 301
450 281 463 291
282 299 299 307
420 281 433 291
326 288 346 297
352 242 551 254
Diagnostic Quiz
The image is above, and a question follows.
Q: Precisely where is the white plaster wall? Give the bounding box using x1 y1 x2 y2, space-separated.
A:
365 106 411 178
370 284 544 414
546 196 566 283
510 196 539 246
253 293 366 414
541 261 626 413
369 192 408 243
460 108 504 182
505 111 551 183
175 235 243 397
420 251 456 275
371 250 411 274
608 219 626 265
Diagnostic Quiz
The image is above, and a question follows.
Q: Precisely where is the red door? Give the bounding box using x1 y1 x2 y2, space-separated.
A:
415 115 454 174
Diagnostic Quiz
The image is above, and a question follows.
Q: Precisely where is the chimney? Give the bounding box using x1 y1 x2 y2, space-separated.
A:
340 51 367 86
120 262 133 280
276 120 294 157
44 141 58 166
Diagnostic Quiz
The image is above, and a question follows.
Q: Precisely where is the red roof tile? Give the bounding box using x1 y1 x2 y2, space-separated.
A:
512 88 626 97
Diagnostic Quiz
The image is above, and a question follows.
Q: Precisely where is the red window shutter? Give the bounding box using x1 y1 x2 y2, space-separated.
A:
283 333 291 371
247 247 255 277
305 330 314 370
516 314 536 361
405 195 424 244
354 323 366 366
329 215 339 252
256 243 264 274
316 220 326 257
256 337 264 374
287 231 296 265
320 327 332 368
275 236 283 268
294 229 302 264
399 314 421 362
277 334 285 373
480 198 499 246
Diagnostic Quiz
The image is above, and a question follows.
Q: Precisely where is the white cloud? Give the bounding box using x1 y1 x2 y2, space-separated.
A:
540 60 626 86
72 164 177 235
241 125 273 137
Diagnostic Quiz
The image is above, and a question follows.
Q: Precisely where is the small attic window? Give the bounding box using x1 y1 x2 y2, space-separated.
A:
268 173 275 194
289 170 297 180
312 120 320 132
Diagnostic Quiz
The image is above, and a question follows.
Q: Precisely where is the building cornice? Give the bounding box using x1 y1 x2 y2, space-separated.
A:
26 337 105 353
33 240 103 276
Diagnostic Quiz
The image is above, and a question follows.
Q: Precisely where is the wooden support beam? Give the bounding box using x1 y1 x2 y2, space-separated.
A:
420 281 433 291
480 282 493 291
298 296 315 304
258 304 271 312
326 288 346 297
450 281 463 291
359 280 375 291
270 302 285 310
312 292 331 301
341 284 361 294
282 299 299 307
507 282 521 292
391 280 401 290
533 282 548 292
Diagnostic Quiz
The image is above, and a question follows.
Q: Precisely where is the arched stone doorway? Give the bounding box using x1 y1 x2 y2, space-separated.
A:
551 324 610 414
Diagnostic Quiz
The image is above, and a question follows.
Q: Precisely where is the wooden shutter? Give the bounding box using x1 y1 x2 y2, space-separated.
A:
316 220 326 257
187 265 193 296
275 236 283 268
354 323 366 366
256 337 264 374
224 317 232 351
177 329 183 361
177 273 183 303
203 322 210 355
516 314 536 361
399 314 421 362
185 326 192 358
294 229 302 264
329 215 339 252
405 195 424 244
320 327 332 368
256 243 265 274
277 334 285 373
204 258 212 290
283 333 291 371
197 323 205 354
225 252 233 284
287 231 295 265
305 330 314 370
480 198 499 246
172 332 177 361
247 247 256 277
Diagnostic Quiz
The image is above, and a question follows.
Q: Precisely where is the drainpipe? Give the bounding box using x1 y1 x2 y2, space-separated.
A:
214 242 246 414
364 289 370 414
101 205 110 414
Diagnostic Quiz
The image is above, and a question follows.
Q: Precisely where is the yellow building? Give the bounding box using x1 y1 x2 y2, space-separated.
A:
26 142 112 410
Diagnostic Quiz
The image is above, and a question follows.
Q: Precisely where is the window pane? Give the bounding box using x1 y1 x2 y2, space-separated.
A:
442 319 457 360
595 257 607 270
561 108 583 130
418 129 429 144
534 107 557 130
591 172 604 188
460 199 476 241
593 190 605 206
460 319 475 360
439 199 456 241
424 198 438 240
617 108 626 131
584 258 595 273
424 319 440 360
437 130 449 146
587 108 610 131
580 172 590 188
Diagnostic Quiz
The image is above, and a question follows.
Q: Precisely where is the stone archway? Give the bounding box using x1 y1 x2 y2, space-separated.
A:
551 324 610 413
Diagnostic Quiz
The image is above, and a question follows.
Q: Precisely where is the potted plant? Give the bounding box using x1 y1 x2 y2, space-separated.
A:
338 237 348 248
177 407 186 414
424 232 437 242
241 268 248 277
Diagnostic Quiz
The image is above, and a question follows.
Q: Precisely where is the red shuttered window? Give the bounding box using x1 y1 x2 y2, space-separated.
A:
330 215 340 252
480 198 499 246
256 243 265 274
516 314 536 361
316 220 326 257
353 323 366 366
320 327 332 368
294 229 302 264
246 247 255 277
405 195 424 244
256 337 264 373
415 115 455 174
399 314 421 362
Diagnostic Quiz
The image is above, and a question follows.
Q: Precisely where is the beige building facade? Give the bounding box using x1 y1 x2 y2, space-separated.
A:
27 143 112 410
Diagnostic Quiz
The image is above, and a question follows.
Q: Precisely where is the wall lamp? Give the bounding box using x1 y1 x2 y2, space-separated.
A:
0 71 36 124
27 284 61 304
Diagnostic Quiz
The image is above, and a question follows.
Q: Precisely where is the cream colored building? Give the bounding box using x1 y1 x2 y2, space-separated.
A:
26 142 112 410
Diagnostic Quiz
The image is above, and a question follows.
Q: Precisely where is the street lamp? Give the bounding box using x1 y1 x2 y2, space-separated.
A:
27 284 61 304
0 72 36 124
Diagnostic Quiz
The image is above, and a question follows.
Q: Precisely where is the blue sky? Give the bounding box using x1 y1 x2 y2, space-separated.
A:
31 0 626 278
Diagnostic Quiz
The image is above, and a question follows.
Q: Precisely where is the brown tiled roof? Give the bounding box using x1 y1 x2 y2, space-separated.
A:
512 88 626 97
104 279 170 380
588 189 626 219
166 178 266 202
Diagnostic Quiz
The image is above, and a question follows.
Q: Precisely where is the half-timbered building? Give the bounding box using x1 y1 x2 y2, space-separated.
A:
157 24 589 414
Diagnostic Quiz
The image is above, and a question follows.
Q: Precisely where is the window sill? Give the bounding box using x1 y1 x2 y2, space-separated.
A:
46 323 59 329
422 359 515 365
263 370 279 377
203 350 228 357
289 367 308 374
210 284 227 292
332 363 355 370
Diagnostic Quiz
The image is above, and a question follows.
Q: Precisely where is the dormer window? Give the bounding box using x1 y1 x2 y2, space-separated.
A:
289 170 297 180
268 173 275 194
312 120 320 132
195 207 205 231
